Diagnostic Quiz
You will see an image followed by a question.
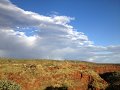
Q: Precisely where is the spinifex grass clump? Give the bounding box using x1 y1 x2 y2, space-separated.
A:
0 80 21 90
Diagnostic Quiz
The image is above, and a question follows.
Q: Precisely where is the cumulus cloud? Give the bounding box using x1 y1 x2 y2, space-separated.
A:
0 0 120 63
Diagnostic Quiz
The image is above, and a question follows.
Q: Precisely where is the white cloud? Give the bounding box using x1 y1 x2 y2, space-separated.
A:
0 0 120 63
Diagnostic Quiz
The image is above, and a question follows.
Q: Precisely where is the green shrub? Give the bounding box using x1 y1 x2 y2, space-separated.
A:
0 80 21 90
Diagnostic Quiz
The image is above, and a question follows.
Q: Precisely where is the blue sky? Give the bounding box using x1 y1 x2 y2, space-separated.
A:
11 0 120 46
0 0 120 63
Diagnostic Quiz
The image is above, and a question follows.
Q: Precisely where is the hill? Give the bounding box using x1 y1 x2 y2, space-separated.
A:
0 58 120 90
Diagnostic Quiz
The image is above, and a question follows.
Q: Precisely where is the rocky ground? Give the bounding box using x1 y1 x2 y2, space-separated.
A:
0 58 120 90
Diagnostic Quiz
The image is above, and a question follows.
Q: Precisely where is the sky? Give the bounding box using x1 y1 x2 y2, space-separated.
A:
11 0 120 46
0 0 120 63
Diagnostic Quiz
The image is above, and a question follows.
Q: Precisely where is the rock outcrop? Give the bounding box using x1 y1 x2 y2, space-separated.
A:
94 65 120 74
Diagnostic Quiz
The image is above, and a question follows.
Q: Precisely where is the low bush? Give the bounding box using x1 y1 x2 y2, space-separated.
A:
0 80 21 90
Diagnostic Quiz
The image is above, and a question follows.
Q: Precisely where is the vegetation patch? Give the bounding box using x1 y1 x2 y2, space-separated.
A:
0 80 21 90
